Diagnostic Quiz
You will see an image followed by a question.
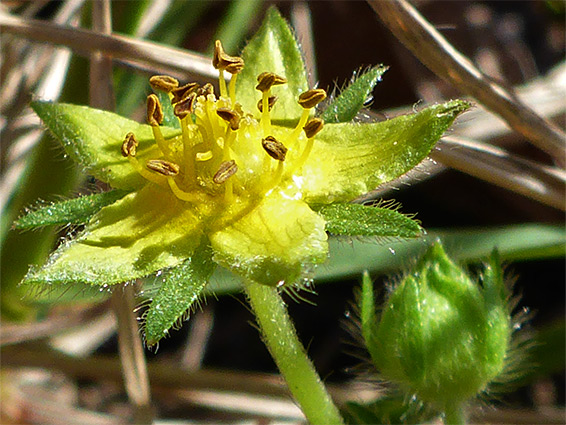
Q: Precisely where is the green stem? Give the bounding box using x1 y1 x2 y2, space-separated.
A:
443 404 467 425
243 280 344 425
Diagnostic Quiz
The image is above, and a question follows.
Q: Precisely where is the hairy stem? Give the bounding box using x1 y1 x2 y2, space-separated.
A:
444 404 467 425
244 280 344 425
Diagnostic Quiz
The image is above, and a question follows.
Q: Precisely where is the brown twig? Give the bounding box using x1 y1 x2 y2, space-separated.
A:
368 0 566 167
433 136 566 211
111 285 153 424
0 11 217 81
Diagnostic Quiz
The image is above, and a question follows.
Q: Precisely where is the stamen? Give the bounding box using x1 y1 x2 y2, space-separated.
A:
198 83 215 98
146 159 180 177
174 93 197 120
121 132 138 157
168 178 201 202
288 88 327 148
256 73 286 135
303 117 324 138
228 73 238 105
171 82 199 104
256 72 287 92
213 160 238 184
290 118 325 175
216 107 241 131
121 133 165 186
298 88 327 109
146 94 164 126
147 94 171 158
262 136 287 161
257 95 277 112
213 40 245 73
149 75 179 93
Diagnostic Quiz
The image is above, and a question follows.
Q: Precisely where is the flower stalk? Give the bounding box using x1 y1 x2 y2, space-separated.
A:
244 279 344 425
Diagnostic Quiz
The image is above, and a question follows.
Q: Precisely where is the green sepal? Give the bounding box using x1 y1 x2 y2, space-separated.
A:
144 240 216 346
31 101 180 190
301 100 471 204
321 65 388 124
210 192 328 287
317 202 423 238
22 185 203 287
343 394 435 425
14 190 129 231
236 7 309 125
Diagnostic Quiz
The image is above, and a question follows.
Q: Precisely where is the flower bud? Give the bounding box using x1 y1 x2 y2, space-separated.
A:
361 243 512 410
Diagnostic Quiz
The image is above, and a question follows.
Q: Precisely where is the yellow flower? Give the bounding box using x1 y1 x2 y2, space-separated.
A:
19 9 469 344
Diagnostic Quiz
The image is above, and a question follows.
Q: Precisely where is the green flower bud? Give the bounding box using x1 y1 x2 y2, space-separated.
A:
361 243 512 411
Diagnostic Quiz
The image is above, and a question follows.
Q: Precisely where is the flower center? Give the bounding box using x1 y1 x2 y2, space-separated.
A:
121 40 326 205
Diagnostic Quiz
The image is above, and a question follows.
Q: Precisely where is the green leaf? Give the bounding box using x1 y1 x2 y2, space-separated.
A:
321 66 388 124
22 185 203 287
14 190 129 231
210 192 328 287
318 202 422 238
31 101 181 190
302 100 471 204
144 241 216 346
236 7 309 125
317 224 566 282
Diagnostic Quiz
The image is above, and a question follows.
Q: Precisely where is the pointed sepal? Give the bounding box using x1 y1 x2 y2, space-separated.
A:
144 241 216 346
14 190 129 231
318 202 423 238
321 65 388 124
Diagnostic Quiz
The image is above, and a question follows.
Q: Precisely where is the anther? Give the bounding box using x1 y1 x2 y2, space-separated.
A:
121 132 138 157
213 40 244 74
171 82 199 104
256 72 287 92
213 160 238 184
303 118 324 138
197 83 215 97
262 136 287 161
147 94 164 126
216 107 241 130
298 88 327 109
146 159 180 177
174 93 197 119
149 75 179 93
257 95 277 112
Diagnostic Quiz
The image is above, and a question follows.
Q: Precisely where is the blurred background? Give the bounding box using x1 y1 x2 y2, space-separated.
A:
1 1 564 424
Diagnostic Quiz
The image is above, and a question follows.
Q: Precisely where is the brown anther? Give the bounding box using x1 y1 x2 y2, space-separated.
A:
261 136 287 161
147 94 163 126
213 160 238 184
216 107 241 130
174 93 197 119
303 118 324 138
257 95 278 112
121 132 138 157
197 83 215 98
212 40 245 74
146 159 180 177
298 88 327 109
149 75 179 93
171 82 199 104
256 72 287 92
